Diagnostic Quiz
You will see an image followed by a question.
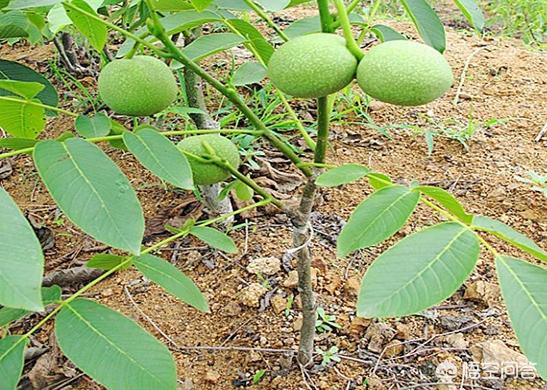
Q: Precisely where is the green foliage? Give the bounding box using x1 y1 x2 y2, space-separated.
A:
357 41 453 106
55 299 178 390
74 112 111 138
496 256 547 379
485 0 545 45
98 56 178 116
86 253 130 271
123 126 193 189
315 307 342 333
0 187 44 311
232 62 267 86
133 254 209 312
358 222 480 317
267 33 357 98
316 163 370 187
472 215 547 262
0 336 26 390
63 0 107 51
400 0 446 52
189 226 238 253
337 185 420 257
33 138 145 254
1 0 546 386
0 285 61 327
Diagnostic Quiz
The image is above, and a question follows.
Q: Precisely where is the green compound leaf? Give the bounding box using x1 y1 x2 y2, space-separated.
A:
0 187 44 311
74 112 111 138
190 226 238 254
414 185 472 224
232 62 267 86
0 336 26 390
133 254 209 312
55 299 177 390
400 0 446 53
123 127 193 190
337 185 420 258
358 222 480 317
472 215 547 262
316 164 370 188
496 256 547 380
34 139 145 254
0 285 61 327
63 0 107 52
0 96 45 139
453 0 484 31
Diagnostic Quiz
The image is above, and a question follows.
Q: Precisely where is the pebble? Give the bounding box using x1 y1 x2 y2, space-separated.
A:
239 283 268 307
270 295 286 314
204 370 220 384
246 256 281 276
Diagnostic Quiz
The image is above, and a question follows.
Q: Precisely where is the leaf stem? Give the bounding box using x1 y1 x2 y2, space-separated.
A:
241 0 289 42
333 0 364 60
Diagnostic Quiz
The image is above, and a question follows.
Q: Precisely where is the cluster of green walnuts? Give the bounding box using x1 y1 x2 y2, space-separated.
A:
268 33 453 106
96 33 453 186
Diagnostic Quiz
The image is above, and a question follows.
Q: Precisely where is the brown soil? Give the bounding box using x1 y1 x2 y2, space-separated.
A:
1 6 546 390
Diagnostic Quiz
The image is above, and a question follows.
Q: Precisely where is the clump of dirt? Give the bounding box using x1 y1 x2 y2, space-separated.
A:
1 13 545 390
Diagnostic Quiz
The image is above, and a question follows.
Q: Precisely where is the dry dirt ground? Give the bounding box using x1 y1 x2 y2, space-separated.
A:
1 4 546 390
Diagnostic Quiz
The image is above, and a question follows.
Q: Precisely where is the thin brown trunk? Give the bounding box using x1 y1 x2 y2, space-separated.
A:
292 178 317 366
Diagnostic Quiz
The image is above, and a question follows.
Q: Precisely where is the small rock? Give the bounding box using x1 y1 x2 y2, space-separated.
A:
470 340 536 376
205 370 220 384
239 283 268 307
366 376 387 389
367 101 386 112
464 281 499 306
383 340 404 358
395 323 412 340
344 276 360 295
440 315 474 331
364 322 396 353
444 333 468 349
270 295 286 314
349 317 371 337
246 257 281 276
293 316 303 331
324 272 342 294
223 301 242 316
101 288 114 297
283 269 317 289
249 351 262 362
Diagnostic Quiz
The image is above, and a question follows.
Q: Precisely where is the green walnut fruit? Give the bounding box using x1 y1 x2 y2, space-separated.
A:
178 134 240 186
267 33 358 98
98 55 178 116
356 40 453 106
